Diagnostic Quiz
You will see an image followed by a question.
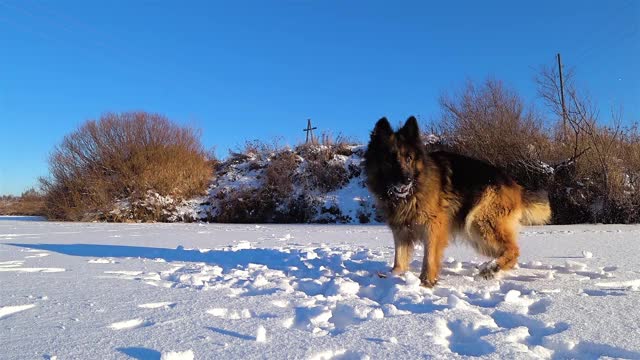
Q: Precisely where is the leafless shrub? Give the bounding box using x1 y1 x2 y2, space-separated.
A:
537 64 639 223
215 188 318 224
308 161 349 192
295 146 349 192
436 73 638 224
215 187 266 223
264 150 299 195
438 78 552 188
40 112 212 221
292 134 356 192
0 188 46 216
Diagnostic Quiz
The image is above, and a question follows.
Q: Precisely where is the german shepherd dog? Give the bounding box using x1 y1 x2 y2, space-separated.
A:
364 116 551 287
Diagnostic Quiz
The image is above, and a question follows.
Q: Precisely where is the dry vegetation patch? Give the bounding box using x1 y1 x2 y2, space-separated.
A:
40 112 212 221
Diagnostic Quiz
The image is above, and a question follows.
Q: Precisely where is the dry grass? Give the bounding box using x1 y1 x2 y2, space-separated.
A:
0 189 46 216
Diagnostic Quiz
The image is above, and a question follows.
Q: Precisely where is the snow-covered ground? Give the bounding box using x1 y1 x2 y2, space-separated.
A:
1 218 640 359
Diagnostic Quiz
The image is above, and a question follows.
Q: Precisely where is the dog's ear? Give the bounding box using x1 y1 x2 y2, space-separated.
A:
399 116 420 142
371 117 393 141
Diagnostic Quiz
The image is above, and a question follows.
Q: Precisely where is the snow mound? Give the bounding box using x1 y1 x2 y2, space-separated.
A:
155 144 380 224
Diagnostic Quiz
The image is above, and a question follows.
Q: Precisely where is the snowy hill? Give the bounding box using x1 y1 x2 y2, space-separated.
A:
165 144 379 224
2 218 640 359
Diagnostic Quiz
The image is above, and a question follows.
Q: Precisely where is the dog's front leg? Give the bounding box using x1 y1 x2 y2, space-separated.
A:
391 228 414 275
419 220 449 287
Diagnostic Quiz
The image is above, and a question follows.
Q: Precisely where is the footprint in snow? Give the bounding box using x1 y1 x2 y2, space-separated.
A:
445 319 496 356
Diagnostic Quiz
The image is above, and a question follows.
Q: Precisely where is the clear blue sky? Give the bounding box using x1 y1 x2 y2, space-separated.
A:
1 0 638 195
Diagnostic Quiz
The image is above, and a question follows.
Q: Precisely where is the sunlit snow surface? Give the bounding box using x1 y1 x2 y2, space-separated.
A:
1 218 640 359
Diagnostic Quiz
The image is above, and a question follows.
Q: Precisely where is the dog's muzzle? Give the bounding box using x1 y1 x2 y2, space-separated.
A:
388 181 413 198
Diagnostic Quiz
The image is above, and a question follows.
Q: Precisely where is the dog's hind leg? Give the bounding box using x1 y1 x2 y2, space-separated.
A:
477 217 520 280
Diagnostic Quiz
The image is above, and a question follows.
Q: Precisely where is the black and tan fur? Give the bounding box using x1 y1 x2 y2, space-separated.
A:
364 116 551 287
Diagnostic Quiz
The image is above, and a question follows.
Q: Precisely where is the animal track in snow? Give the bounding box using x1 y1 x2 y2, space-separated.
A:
445 319 496 356
528 298 552 315
491 310 569 347
90 242 636 358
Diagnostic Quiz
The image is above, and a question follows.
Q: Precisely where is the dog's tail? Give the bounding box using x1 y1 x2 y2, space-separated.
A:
520 190 552 225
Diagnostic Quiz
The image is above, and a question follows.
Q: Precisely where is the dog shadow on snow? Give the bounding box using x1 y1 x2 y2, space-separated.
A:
7 242 388 279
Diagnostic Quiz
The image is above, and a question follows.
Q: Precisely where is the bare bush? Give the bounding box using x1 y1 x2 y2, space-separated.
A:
215 187 267 223
0 188 46 216
264 150 299 195
537 64 639 223
40 112 212 221
303 160 349 193
438 79 552 188
435 74 639 224
294 135 356 193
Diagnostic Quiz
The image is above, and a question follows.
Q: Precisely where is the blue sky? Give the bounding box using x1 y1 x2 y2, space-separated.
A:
1 0 638 195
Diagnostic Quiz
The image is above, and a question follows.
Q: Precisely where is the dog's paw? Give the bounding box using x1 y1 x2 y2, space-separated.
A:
420 279 437 288
419 277 438 288
478 268 498 280
477 260 499 280
388 267 410 277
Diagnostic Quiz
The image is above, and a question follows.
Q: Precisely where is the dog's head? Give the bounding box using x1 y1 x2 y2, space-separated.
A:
364 116 425 201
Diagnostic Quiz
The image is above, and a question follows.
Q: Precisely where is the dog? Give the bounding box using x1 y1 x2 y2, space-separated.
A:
364 116 551 287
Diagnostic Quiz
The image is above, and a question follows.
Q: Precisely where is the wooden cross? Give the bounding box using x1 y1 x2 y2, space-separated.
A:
303 119 317 144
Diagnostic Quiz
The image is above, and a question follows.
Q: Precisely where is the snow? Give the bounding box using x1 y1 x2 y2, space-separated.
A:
160 350 194 360
109 318 148 330
1 218 640 359
256 325 267 342
0 304 36 319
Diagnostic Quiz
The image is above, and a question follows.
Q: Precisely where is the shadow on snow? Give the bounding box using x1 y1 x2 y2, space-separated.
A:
7 242 388 280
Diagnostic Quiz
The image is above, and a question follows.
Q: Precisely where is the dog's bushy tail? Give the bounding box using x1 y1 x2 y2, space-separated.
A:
520 190 552 225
